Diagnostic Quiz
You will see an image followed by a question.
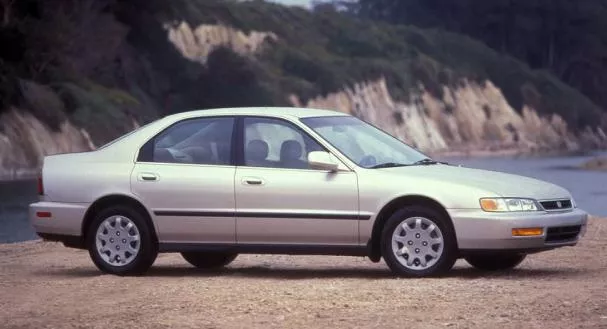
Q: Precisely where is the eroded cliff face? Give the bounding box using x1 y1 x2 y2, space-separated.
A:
165 21 277 64
0 108 95 179
291 78 606 155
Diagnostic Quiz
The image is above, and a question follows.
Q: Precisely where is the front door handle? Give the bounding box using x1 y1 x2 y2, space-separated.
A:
242 177 264 186
138 173 158 181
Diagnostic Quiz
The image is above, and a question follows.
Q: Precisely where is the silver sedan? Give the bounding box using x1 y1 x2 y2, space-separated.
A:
29 107 589 277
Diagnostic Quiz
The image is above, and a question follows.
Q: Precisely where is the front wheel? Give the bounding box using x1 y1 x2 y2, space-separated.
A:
181 252 238 269
465 254 526 271
381 206 458 277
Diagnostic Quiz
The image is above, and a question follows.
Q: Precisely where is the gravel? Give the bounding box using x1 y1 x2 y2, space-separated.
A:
1 218 605 329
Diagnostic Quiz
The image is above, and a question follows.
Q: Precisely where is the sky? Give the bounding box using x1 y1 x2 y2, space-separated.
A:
268 0 313 8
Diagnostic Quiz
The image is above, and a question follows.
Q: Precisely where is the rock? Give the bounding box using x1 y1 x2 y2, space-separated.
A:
580 157 607 171
164 21 277 64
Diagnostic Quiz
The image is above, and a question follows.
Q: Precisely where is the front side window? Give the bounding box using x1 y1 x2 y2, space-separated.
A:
301 116 428 168
139 117 234 165
243 117 324 169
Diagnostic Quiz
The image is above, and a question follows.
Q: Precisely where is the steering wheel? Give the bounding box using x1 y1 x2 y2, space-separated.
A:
359 155 377 168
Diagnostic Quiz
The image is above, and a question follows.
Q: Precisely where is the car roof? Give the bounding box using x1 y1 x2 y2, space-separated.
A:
162 107 349 121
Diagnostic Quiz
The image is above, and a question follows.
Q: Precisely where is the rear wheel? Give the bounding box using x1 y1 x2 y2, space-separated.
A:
86 205 157 276
381 206 457 277
181 252 238 269
465 254 526 271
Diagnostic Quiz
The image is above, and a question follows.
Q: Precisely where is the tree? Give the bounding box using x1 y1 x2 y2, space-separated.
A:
354 0 607 112
1 0 15 27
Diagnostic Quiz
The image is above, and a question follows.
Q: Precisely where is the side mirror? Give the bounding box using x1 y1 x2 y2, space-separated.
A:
308 151 339 171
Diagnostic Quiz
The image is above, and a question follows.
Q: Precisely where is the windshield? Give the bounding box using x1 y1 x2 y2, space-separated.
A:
300 116 430 168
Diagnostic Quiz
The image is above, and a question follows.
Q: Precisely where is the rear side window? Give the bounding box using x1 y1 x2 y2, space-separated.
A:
138 117 234 165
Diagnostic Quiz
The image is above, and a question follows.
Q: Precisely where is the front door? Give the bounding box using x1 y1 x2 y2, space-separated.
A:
131 116 236 244
235 116 360 246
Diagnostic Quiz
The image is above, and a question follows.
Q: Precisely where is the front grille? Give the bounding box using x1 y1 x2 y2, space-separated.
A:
540 199 572 211
546 225 582 243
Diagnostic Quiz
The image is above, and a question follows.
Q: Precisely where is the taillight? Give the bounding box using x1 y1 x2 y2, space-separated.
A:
37 176 44 195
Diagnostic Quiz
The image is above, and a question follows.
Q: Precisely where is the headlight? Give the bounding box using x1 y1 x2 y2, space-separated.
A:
480 198 540 212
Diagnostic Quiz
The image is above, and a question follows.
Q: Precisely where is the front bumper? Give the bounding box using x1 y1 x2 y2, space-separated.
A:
449 208 589 252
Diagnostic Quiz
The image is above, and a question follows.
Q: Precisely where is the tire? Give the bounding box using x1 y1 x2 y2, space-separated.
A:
86 205 158 276
381 206 457 277
181 252 238 269
465 254 526 271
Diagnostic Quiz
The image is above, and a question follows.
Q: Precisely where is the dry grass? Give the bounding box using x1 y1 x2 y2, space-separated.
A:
0 218 605 329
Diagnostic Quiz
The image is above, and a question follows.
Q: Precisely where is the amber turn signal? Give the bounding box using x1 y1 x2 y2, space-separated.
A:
480 199 498 211
512 227 543 237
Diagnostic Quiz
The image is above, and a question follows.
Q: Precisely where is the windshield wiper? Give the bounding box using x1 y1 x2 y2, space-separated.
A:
412 158 442 166
370 159 449 169
369 162 410 169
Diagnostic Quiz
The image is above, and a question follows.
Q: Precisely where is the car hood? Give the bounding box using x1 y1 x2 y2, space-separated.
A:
382 164 571 200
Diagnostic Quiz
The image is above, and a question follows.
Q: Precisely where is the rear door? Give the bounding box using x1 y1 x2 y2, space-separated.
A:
131 116 236 244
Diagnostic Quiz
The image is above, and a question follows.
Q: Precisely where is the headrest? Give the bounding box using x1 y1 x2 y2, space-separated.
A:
280 140 302 160
246 140 269 161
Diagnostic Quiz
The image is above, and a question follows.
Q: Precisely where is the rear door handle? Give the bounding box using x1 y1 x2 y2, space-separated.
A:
138 173 158 181
242 177 264 186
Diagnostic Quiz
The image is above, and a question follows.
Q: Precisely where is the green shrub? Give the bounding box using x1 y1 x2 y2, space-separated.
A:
17 79 67 131
56 82 134 145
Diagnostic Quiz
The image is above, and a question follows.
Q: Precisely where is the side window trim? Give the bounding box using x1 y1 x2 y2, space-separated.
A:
238 115 330 170
136 115 237 166
233 116 245 166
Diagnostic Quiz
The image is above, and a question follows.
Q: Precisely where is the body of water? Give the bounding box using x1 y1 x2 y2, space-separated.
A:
0 179 40 243
1 153 605 243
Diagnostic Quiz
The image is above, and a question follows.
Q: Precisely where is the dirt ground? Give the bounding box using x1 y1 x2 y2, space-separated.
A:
1 218 606 329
